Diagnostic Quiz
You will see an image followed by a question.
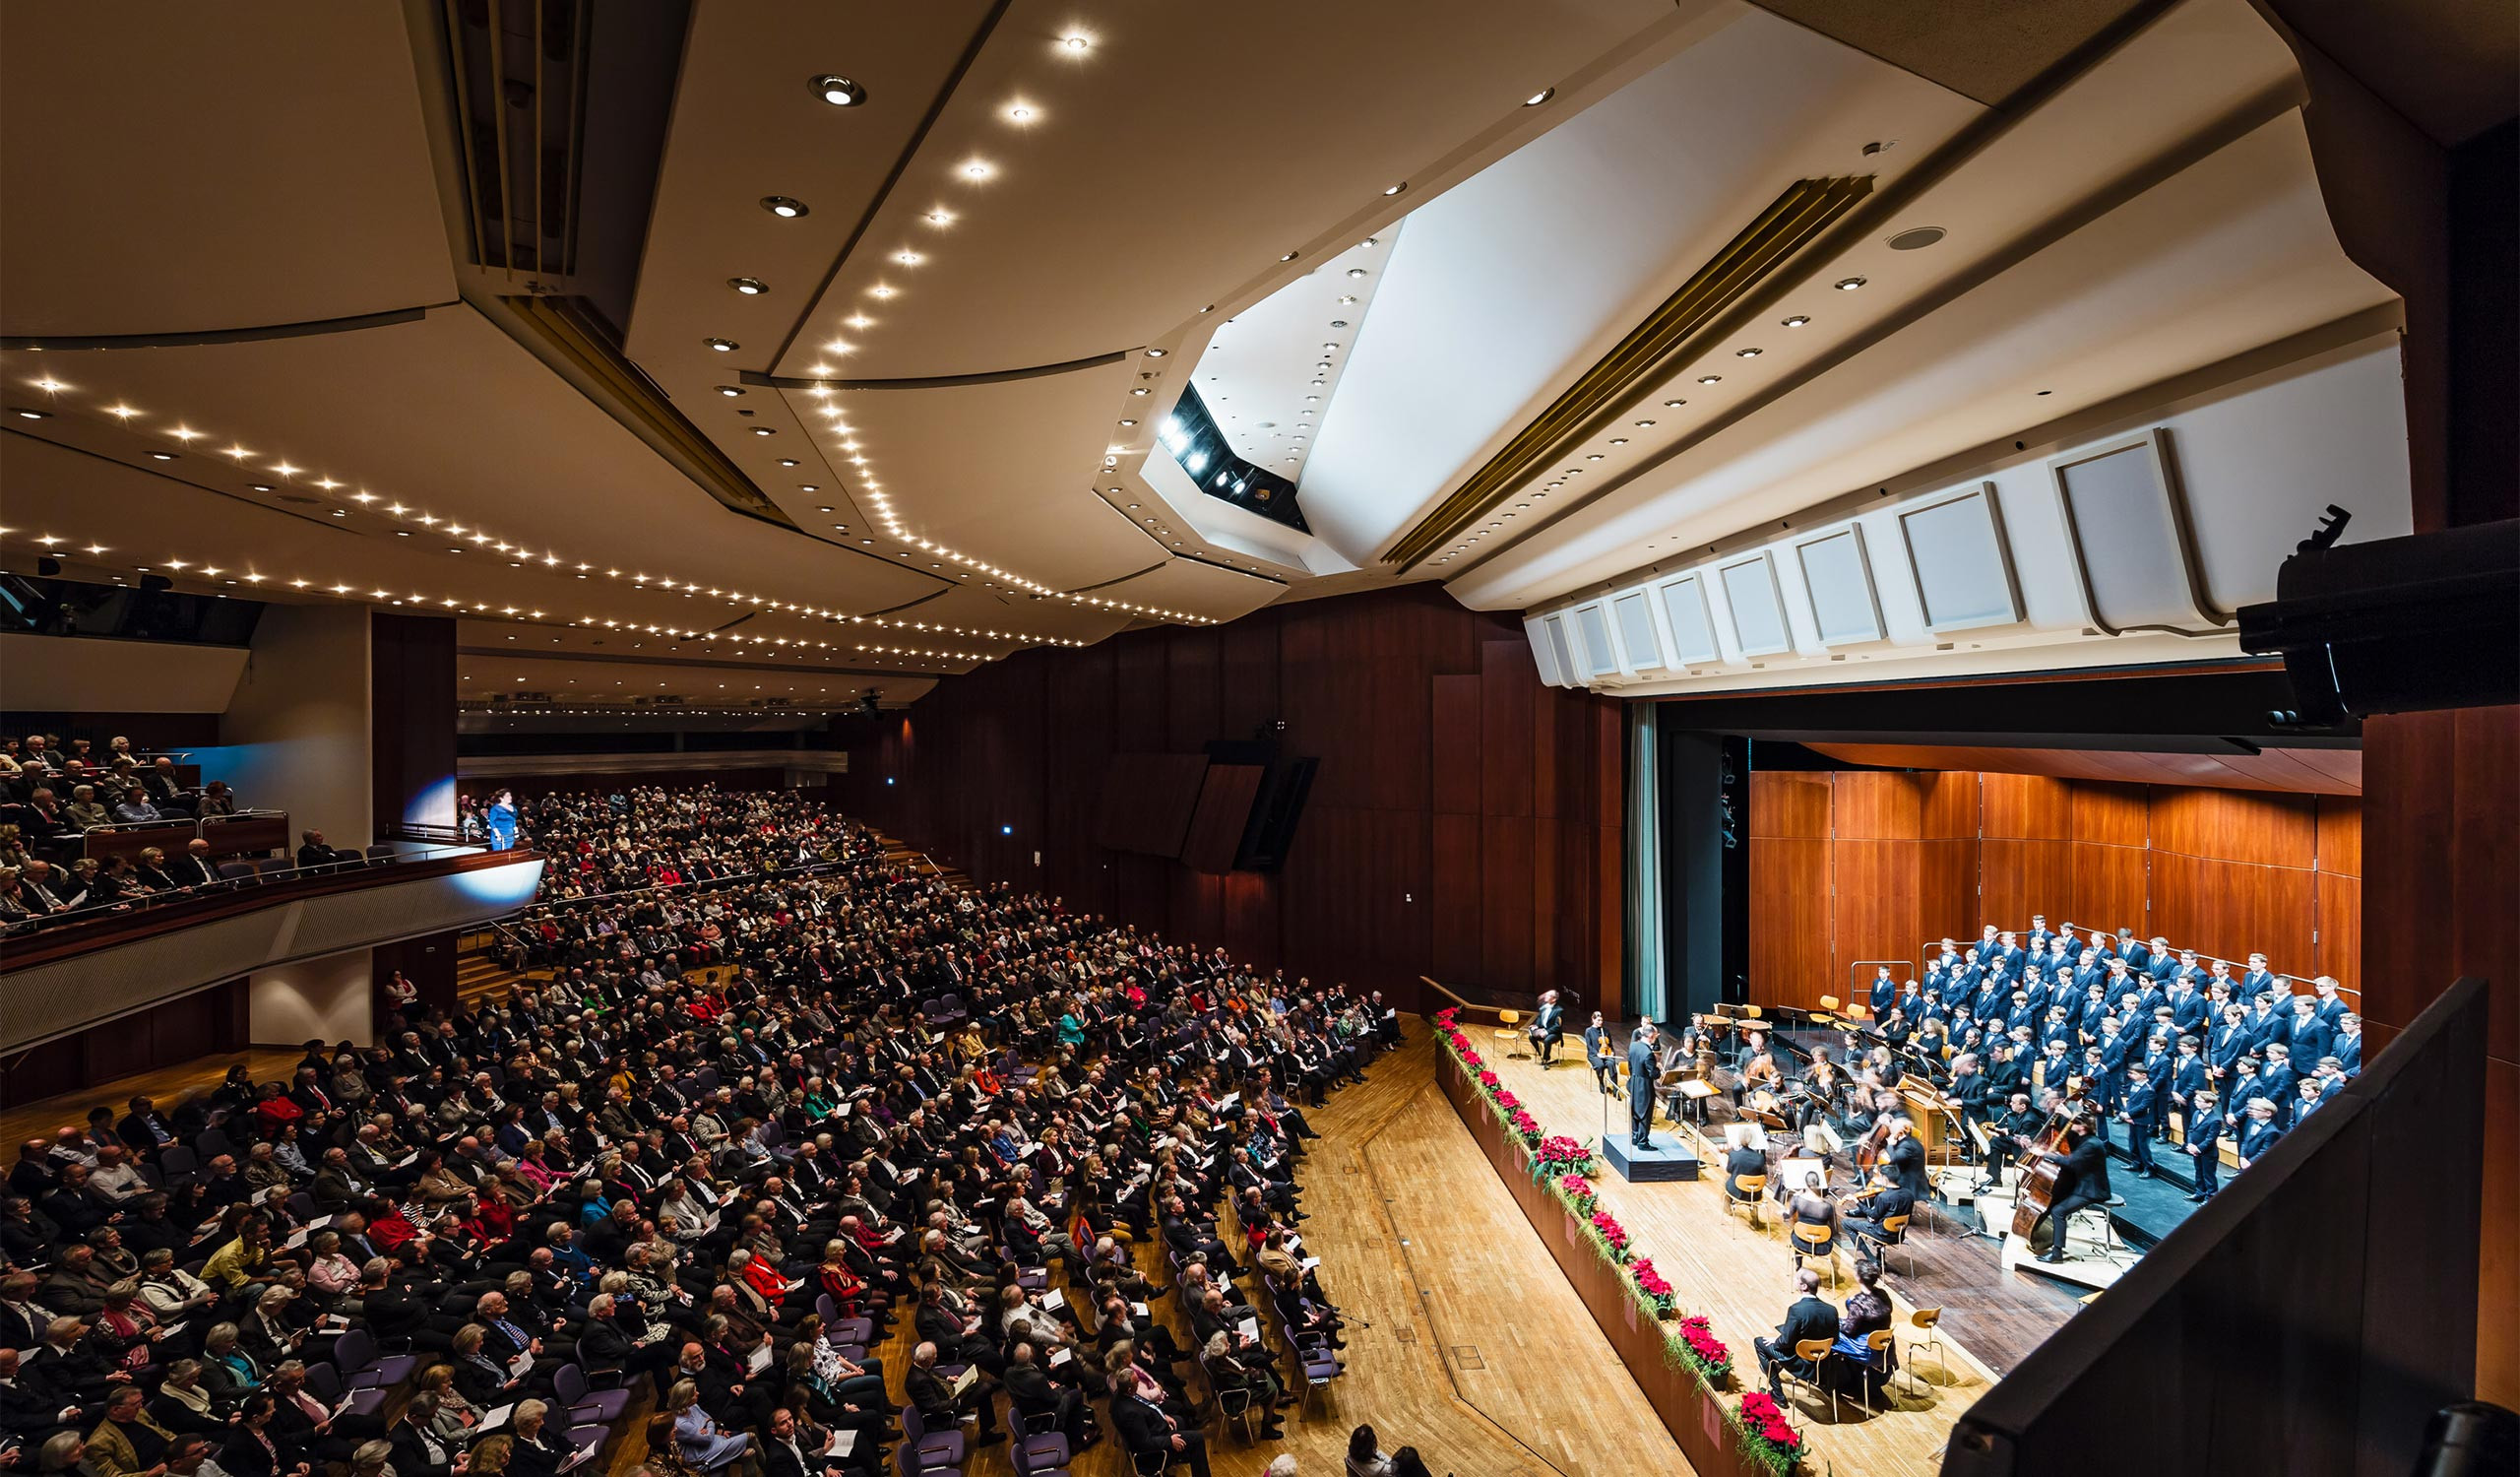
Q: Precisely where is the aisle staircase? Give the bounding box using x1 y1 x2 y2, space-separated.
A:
456 928 534 1006
879 834 973 893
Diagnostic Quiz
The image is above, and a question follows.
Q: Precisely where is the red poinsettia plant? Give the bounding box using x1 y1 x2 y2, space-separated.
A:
1590 1209 1630 1260
1630 1257 1677 1316
1434 1008 1458 1030
1675 1315 1732 1382
1558 1173 1597 1214
1736 1392 1802 1471
1533 1134 1592 1174
1460 1047 1482 1067
1506 1107 1542 1145
1477 1069 1500 1089
1493 1089 1521 1111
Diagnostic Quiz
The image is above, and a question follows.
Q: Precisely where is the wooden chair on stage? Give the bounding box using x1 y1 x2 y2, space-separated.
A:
1781 1337 1841 1424
1811 995 1839 1031
1856 1211 1914 1277
1495 1008 1528 1060
1865 1328 1900 1405
1902 1308 1949 1395
1725 1173 1768 1230
1792 1219 1840 1288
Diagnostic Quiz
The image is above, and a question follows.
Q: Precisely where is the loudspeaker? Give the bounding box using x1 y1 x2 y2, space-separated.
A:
1233 757 1316 871
2237 517 2519 724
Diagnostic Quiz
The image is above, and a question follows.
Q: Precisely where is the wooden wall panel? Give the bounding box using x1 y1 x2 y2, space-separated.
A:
1750 837 1830 1010
1480 640 1537 820
1428 812 1482 989
1982 772 2072 839
2317 796 2363 876
2316 872 2362 988
1917 837 1980 962
2068 843 2151 937
1430 675 1480 815
1751 770 1831 838
2151 852 2315 974
1832 771 1921 840
2069 781 2151 848
1979 839 2074 942
2151 787 2318 867
1830 839 1919 995
1921 771 1981 838
840 585 1619 1014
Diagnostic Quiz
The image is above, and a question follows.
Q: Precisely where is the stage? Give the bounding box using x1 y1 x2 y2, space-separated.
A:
1446 1041 2100 1477
1601 1132 1701 1181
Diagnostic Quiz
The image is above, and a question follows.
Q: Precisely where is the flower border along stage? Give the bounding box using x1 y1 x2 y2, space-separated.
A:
1434 1008 1801 1476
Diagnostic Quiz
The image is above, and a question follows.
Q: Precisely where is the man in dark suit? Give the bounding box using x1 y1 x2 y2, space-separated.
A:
1002 1341 1088 1449
1529 991 1565 1066
2182 1090 2226 1202
1753 1269 1840 1399
1842 1181 1916 1250
2029 1122 2110 1264
1109 1372 1209 1477
1575 1013 1615 1097
1626 1023 1660 1150
903 1340 999 1445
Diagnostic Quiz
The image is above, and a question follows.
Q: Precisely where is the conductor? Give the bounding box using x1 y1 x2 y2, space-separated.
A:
1627 1021 1661 1149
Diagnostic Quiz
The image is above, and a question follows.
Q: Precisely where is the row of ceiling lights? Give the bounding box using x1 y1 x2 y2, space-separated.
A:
1429 284 1869 565
9 377 1083 650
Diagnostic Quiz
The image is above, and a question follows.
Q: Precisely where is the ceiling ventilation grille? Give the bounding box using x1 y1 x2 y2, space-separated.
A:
1383 174 1873 568
441 0 589 280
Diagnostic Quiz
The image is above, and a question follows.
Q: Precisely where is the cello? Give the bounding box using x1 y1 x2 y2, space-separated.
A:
2008 1079 2093 1245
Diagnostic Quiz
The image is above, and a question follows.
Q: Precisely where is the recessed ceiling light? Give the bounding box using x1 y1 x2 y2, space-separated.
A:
1835 277 1867 290
1524 87 1556 105
1887 226 1946 251
1060 32 1090 50
1697 374 1722 384
961 160 994 180
1663 398 1686 408
1634 418 1655 427
751 426 775 436
1346 268 1367 280
1144 348 1166 357
1382 182 1407 197
13 409 46 419
1004 102 1037 122
331 508 346 517
778 458 799 468
868 285 896 299
761 196 808 219
894 250 921 266
1130 388 1150 396
251 483 273 491
1609 438 1628 445
150 451 177 461
1279 251 1298 262
717 385 744 397
1118 417 1137 426
1783 315 1811 328
706 338 739 352
809 75 865 106
1586 453 1604 461
1198 303 1215 313
1360 236 1378 248
1736 347 1763 357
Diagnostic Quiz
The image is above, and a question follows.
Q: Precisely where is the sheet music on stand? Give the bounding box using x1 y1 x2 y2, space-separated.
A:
1774 1156 1825 1197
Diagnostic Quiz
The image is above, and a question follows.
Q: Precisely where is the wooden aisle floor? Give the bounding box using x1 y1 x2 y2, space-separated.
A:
1481 1043 2021 1477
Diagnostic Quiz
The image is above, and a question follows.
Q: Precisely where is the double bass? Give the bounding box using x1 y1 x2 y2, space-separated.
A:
2008 1080 2093 1244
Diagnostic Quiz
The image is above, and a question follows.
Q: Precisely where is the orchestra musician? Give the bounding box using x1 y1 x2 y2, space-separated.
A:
1528 990 1566 1066
1841 1175 1916 1247
1977 1090 2042 1191
1580 1012 1617 1097
1722 1124 1767 1208
1877 1116 1928 1198
2026 1120 2110 1264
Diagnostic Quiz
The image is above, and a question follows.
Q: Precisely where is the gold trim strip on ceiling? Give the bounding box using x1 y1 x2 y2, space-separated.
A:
1383 174 1872 568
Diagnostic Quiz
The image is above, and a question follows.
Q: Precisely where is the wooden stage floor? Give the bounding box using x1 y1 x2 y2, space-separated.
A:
1473 1042 2077 1476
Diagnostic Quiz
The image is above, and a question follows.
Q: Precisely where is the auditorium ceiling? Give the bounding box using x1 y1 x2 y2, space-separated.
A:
0 0 2500 722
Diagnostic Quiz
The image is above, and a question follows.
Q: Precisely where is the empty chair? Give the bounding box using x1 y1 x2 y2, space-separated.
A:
194 1127 238 1162
364 844 396 862
1010 1424 1070 1476
898 1401 966 1471
553 1363 631 1426
216 859 259 882
286 1190 317 1222
332 1326 418 1390
155 1145 199 1184
692 1066 721 1093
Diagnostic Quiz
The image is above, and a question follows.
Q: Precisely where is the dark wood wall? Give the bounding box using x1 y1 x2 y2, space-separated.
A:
836 586 1623 1016
0 981 248 1108
1748 769 2362 1013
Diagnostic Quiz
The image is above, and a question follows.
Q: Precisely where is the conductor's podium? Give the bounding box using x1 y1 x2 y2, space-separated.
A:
1601 1133 1702 1183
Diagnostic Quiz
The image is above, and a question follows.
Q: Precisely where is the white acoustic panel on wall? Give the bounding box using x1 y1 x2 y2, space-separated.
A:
2050 428 2227 634
1658 573 1722 666
1791 525 1885 646
1897 482 2023 633
1717 552 1792 656
1525 616 1565 687
1540 612 1580 686
1611 590 1666 671
1572 601 1619 677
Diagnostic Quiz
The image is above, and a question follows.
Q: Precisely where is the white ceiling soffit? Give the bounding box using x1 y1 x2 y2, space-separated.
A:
773 355 1151 592
0 4 452 338
756 0 1692 382
1188 235 1398 475
1066 557 1290 628
1446 0 2348 609
1454 108 2389 610
1132 449 1342 578
1293 9 1984 567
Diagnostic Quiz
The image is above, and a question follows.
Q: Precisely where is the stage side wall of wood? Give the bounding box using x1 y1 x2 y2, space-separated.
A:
1747 769 2363 1012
